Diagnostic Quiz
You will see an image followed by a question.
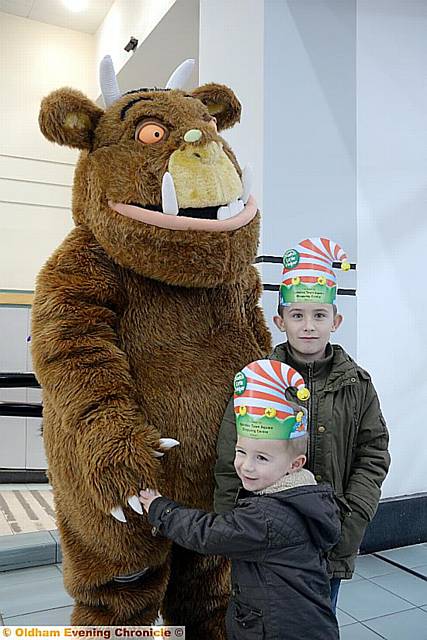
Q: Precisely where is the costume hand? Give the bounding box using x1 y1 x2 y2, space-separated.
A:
78 419 179 523
139 488 162 512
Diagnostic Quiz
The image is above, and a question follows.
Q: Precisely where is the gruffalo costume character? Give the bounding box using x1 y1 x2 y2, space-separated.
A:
31 57 271 634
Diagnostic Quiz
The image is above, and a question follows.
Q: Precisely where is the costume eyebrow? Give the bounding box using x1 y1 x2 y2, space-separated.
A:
120 95 154 120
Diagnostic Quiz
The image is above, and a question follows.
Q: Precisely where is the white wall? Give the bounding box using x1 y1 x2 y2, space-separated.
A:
262 0 357 354
357 0 427 498
199 0 264 214
106 0 199 97
0 12 96 291
95 0 176 75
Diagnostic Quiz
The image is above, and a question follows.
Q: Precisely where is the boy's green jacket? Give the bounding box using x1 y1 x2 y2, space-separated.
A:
214 342 391 579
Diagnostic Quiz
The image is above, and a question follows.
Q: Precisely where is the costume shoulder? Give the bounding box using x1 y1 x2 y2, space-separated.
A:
35 226 122 305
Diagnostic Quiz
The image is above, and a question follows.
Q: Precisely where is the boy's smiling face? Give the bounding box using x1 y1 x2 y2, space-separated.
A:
234 436 305 492
274 303 343 362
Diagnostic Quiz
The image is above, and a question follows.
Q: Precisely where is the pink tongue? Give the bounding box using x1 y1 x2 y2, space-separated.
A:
108 196 257 231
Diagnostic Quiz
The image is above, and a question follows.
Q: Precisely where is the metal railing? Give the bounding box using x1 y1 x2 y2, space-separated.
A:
0 372 42 418
0 372 46 482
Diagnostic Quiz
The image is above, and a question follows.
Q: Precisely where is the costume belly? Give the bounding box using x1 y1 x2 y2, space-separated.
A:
119 275 264 508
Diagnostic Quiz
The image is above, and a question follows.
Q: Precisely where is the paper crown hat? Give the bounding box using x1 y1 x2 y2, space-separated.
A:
233 359 310 440
280 237 350 305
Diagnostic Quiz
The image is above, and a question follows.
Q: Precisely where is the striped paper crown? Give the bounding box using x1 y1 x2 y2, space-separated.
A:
280 237 350 305
233 359 310 440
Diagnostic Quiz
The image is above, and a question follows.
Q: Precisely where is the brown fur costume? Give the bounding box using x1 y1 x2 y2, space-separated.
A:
32 61 271 634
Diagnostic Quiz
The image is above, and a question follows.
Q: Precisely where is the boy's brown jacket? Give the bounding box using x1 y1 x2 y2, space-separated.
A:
214 342 391 579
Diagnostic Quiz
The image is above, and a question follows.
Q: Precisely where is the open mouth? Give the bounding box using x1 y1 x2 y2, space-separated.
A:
108 168 257 231
130 202 244 221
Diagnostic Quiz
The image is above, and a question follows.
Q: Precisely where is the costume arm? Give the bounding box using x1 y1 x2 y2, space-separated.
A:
214 399 241 513
149 497 268 561
331 379 390 559
31 230 163 515
244 265 272 356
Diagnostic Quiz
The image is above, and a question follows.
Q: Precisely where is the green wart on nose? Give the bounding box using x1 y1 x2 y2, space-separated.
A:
184 129 202 143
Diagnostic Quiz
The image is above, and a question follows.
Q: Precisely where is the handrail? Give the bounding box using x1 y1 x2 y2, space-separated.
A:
0 372 40 388
0 402 42 418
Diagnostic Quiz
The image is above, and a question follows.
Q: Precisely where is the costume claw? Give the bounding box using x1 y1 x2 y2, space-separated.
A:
111 506 127 523
162 172 179 215
242 164 253 204
159 438 180 450
152 438 179 457
128 495 143 514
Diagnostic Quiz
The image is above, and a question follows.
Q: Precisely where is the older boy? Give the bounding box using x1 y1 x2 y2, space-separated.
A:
140 360 340 640
214 237 391 611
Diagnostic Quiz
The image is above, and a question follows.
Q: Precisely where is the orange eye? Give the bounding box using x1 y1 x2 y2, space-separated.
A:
136 121 167 144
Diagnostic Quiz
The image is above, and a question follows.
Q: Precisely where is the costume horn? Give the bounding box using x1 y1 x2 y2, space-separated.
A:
100 55 121 107
165 59 195 90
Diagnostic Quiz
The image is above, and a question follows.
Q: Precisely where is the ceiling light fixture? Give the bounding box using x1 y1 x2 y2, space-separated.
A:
62 0 88 12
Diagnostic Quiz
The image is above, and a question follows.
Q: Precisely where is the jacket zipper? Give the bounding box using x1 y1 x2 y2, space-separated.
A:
307 363 314 468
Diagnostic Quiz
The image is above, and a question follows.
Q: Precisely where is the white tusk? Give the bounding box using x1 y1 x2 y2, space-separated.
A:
128 495 143 515
242 164 253 205
162 172 179 215
229 200 244 216
100 55 121 108
217 204 231 221
166 59 195 90
111 506 127 523
159 438 180 450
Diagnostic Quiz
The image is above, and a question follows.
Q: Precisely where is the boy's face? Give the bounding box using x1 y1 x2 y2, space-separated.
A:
273 303 342 362
234 436 305 492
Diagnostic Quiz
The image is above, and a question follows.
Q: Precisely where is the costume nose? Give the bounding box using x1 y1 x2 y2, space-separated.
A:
181 139 221 165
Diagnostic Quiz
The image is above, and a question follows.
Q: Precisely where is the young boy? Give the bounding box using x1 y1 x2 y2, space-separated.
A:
214 237 391 611
140 360 341 640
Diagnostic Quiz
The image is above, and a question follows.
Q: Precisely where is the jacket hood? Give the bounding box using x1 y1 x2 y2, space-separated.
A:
269 485 341 551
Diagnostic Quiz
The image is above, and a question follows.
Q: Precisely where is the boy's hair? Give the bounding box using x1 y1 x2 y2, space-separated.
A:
283 434 308 459
277 302 338 317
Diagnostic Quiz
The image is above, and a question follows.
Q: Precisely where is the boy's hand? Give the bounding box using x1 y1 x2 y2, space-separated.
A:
140 488 162 512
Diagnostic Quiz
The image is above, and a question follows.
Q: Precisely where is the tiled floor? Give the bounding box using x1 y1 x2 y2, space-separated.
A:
0 545 426 636
338 545 427 639
0 485 55 535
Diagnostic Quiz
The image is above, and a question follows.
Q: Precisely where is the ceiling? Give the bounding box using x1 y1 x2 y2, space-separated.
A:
0 0 115 34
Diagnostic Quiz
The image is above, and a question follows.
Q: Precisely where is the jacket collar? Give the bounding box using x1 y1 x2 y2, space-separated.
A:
253 468 316 495
272 341 334 382
271 341 359 389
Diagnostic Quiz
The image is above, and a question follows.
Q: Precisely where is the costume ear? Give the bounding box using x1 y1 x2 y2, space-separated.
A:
191 83 241 131
39 88 103 150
